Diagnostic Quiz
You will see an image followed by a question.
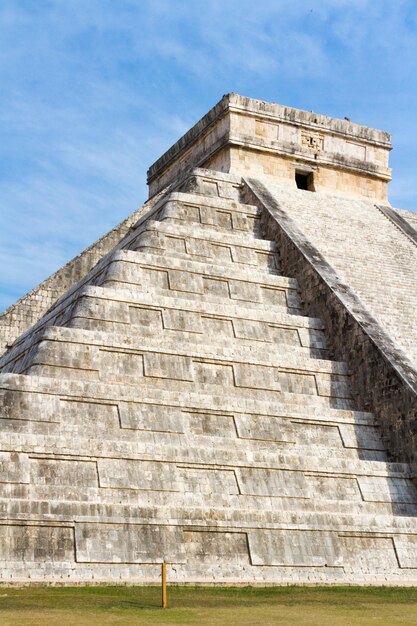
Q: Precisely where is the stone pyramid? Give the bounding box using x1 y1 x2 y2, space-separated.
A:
0 94 417 584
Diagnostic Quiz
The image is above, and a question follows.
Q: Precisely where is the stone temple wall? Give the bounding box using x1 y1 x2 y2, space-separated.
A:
0 168 416 584
0 95 416 585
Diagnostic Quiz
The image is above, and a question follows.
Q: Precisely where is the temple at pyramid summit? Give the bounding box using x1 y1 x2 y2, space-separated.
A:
1 93 417 584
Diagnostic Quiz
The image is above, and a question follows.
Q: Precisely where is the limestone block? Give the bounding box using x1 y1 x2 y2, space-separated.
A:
75 523 185 563
232 213 254 233
339 536 399 573
143 353 194 381
248 530 343 567
168 270 204 294
141 267 169 289
193 361 234 386
298 328 327 350
0 389 60 422
200 206 232 229
236 468 309 498
178 467 239 494
186 412 236 437
0 524 74 561
358 476 417 503
60 400 121 431
184 238 212 258
99 349 144 383
203 277 230 298
393 535 417 568
232 319 271 342
119 402 186 433
164 235 188 255
338 424 385 451
129 307 163 330
30 458 98 487
229 280 261 303
255 251 280 273
279 372 317 395
234 363 280 391
315 375 352 399
100 259 140 288
70 297 130 326
235 414 294 443
38 341 98 371
261 286 289 307
97 459 179 491
268 326 301 347
184 530 250 564
210 243 233 263
308 476 362 501
230 246 259 266
165 201 201 223
202 316 234 337
0 452 29 484
281 289 302 309
162 310 203 334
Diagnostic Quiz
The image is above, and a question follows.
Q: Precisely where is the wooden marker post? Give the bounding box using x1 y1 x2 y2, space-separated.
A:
161 561 167 609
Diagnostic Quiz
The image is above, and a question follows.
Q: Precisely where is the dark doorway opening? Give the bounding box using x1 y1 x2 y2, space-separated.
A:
295 171 315 191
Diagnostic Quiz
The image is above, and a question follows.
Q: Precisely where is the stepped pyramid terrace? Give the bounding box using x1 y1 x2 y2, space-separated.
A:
0 93 417 584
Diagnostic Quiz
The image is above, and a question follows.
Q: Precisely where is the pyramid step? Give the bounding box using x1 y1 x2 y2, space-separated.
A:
1 484 417 518
103 249 294 289
3 318 329 375
0 381 389 457
35 324 335 371
130 219 281 273
1 444 416 511
129 222 279 274
0 372 374 423
1 323 339 371
69 315 327 359
65 285 328 352
99 250 302 309
0 281 323 372
159 194 265 237
72 285 324 329
137 217 275 251
0 426 408 478
2 495 417 535
0 416 388 461
9 327 352 400
0 383 388 458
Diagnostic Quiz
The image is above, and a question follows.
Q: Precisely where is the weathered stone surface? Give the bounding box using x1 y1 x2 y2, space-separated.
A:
148 94 391 202
0 95 416 584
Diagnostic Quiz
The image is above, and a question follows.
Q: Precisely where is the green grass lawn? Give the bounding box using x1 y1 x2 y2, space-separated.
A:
1 585 417 626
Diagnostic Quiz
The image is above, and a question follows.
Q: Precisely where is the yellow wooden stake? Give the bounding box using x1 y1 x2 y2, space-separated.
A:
161 561 167 609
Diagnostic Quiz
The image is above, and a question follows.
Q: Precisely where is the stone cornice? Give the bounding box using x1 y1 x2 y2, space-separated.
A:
147 93 392 188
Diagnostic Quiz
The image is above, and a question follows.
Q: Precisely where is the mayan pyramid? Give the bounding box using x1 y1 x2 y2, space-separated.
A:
0 94 417 584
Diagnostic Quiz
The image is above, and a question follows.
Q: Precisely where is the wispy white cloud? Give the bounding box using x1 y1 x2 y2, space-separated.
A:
1 0 417 312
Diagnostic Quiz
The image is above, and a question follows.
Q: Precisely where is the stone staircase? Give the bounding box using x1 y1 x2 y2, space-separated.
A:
1 169 417 584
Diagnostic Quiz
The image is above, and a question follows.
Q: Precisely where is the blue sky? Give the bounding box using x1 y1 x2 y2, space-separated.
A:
1 0 417 312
